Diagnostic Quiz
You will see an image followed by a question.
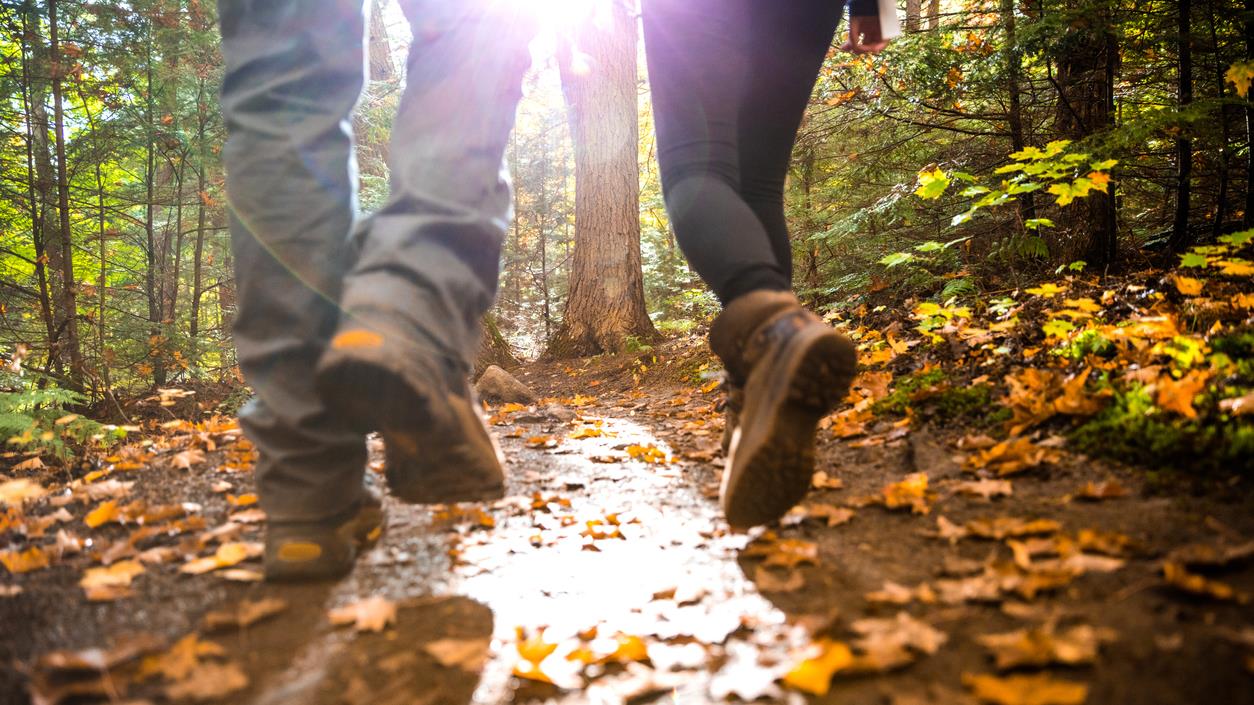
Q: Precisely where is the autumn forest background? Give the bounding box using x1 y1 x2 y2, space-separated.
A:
3 0 1254 703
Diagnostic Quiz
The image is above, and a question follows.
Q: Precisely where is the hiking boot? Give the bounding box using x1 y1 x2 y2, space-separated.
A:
710 291 857 528
316 311 505 505
264 493 384 582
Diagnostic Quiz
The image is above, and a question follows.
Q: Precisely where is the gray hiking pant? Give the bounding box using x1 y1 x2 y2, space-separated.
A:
218 0 535 522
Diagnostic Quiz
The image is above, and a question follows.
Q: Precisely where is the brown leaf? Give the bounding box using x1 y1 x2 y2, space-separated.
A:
800 504 854 527
964 438 1060 477
866 581 937 606
0 478 46 506
976 624 1116 669
962 673 1088 705
965 517 1062 541
744 536 819 569
423 637 491 671
138 634 226 682
1167 540 1254 569
164 661 248 701
328 595 397 632
84 500 121 529
1162 562 1249 602
754 565 805 593
955 479 1013 500
851 611 948 658
202 597 288 631
811 471 845 490
170 448 206 470
1074 480 1129 501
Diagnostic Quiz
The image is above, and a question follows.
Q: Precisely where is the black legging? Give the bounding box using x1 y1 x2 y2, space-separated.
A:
642 0 848 304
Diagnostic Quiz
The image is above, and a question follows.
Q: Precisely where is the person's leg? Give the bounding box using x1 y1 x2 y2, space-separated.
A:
738 1 846 282
642 0 857 528
218 0 374 562
317 0 536 503
641 0 788 306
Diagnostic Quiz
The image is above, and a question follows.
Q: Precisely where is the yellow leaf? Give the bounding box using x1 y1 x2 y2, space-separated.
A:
782 640 853 695
179 541 258 575
0 546 50 573
226 493 257 508
1024 283 1066 297
962 672 1088 705
882 472 931 513
499 402 527 413
1173 275 1204 296
85 500 120 528
568 427 604 440
80 559 144 600
0 478 46 507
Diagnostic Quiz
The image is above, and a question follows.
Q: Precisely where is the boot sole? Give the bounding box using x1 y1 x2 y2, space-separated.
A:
317 349 505 505
721 326 856 528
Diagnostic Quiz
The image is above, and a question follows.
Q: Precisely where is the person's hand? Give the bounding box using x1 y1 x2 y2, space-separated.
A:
841 15 890 54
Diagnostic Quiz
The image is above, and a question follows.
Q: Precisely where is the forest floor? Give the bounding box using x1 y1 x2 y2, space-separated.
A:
3 251 1254 704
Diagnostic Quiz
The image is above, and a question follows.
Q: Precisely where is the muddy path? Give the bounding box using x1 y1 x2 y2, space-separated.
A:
3 359 1254 704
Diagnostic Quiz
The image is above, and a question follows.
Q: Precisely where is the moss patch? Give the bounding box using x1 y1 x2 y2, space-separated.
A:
873 369 997 424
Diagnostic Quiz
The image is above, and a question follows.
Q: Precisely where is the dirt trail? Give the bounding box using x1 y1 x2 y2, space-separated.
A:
3 357 1254 704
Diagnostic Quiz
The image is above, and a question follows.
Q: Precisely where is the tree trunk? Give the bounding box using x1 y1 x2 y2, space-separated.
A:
906 0 921 32
1052 0 1119 268
1245 0 1253 227
369 0 396 81
475 313 522 377
1210 0 1231 237
927 0 941 30
1001 0 1035 227
1170 0 1194 251
546 0 658 357
19 5 57 368
48 0 84 386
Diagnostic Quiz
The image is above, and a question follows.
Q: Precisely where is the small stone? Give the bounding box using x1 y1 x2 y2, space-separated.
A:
474 365 536 404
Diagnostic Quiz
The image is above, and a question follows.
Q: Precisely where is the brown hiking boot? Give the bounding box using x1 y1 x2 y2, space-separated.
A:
316 313 505 505
710 291 857 528
264 492 384 582
718 376 743 455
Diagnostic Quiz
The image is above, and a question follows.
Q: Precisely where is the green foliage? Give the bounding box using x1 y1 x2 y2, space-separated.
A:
1070 385 1254 475
0 372 109 459
871 368 995 424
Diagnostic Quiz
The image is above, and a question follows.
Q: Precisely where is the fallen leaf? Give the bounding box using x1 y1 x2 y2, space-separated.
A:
965 517 1062 540
1167 540 1254 569
1162 561 1249 602
179 541 261 575
0 546 50 573
851 611 948 658
0 478 46 506
754 566 805 593
962 672 1088 705
976 624 1116 669
165 660 248 701
84 500 121 528
1075 480 1129 501
811 471 845 490
866 581 938 606
80 559 144 601
202 597 288 631
1173 275 1205 296
1156 370 1209 420
781 640 853 696
225 493 257 507
744 536 819 569
965 438 1060 477
328 595 397 632
955 479 1013 500
170 448 206 470
882 473 933 514
424 637 491 671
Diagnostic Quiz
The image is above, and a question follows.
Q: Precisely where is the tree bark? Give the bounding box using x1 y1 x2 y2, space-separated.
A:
906 0 921 32
1001 0 1035 227
19 5 57 368
1209 0 1231 237
1052 0 1119 268
927 0 941 30
369 0 395 82
48 0 84 385
1170 0 1194 251
546 0 657 357
1245 0 1253 227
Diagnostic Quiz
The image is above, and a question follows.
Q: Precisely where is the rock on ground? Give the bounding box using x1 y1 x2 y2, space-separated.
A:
474 365 537 404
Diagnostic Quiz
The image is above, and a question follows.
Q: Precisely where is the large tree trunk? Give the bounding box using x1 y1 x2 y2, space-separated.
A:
1052 0 1119 268
906 0 921 32
1209 0 1230 237
546 0 657 358
1170 0 1194 251
48 0 84 386
927 0 941 30
368 0 396 82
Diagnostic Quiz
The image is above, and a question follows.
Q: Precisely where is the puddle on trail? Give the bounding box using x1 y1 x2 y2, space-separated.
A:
258 410 808 704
